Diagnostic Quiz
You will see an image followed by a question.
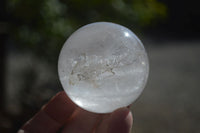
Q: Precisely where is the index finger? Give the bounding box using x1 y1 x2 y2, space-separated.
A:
19 91 77 133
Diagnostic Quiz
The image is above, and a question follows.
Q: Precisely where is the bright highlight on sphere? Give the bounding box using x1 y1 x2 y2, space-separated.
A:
58 22 149 113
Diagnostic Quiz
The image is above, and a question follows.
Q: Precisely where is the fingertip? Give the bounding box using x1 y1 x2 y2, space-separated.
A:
61 108 101 133
21 91 77 133
107 108 133 133
43 91 77 124
21 110 61 133
17 129 25 133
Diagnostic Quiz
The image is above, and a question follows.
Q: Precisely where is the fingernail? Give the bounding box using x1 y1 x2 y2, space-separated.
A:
108 108 133 133
17 129 25 133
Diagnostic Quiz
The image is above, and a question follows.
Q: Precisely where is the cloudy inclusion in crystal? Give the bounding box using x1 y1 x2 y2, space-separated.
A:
58 22 149 113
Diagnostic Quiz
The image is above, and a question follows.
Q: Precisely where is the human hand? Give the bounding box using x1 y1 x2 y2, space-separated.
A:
18 91 133 133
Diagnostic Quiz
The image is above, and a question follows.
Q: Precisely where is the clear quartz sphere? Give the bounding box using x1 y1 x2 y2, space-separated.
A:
58 22 149 113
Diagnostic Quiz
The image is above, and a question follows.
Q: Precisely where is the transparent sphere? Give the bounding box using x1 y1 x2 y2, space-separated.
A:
58 22 149 113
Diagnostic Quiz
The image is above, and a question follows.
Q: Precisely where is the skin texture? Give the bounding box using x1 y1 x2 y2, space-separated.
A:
19 91 133 133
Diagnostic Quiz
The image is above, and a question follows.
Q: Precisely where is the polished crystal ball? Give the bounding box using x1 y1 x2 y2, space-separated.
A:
58 22 149 113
